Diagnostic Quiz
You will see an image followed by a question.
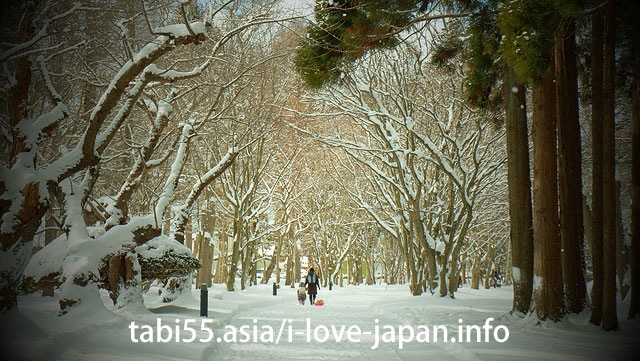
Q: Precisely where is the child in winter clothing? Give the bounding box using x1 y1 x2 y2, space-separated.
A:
297 282 306 305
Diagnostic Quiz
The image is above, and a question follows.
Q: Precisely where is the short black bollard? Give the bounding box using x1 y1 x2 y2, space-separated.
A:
329 281 332 291
273 282 277 296
200 283 208 317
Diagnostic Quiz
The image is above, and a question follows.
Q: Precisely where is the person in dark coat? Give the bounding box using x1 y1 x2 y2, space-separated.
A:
305 267 320 305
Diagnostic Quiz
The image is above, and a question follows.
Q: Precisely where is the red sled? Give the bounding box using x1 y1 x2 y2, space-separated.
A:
314 300 325 306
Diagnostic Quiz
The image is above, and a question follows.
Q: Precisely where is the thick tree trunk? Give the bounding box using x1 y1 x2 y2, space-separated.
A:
275 233 282 284
196 234 214 287
601 0 618 331
213 231 228 284
504 64 534 314
365 254 375 285
532 58 564 321
616 181 630 300
483 261 493 289
471 255 481 290
284 253 293 286
505 242 513 287
261 235 279 284
448 246 462 295
196 212 215 287
555 18 587 314
185 221 193 251
294 243 301 284
226 231 240 292
583 197 594 252
439 247 450 297
406 249 421 295
240 251 246 291
590 5 605 326
629 17 640 320
424 247 437 292
462 257 467 286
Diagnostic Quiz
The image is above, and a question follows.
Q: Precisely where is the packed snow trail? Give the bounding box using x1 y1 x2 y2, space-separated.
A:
195 284 637 361
202 285 415 361
4 284 639 360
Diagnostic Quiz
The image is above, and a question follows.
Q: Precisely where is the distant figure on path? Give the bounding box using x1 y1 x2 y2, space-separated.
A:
305 267 320 305
297 282 306 305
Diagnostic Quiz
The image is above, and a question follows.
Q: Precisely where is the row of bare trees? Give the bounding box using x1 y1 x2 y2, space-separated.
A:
1 0 297 314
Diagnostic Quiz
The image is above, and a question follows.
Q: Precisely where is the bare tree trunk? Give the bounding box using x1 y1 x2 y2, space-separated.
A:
532 58 564 321
275 233 282 284
240 251 246 291
629 17 640 320
261 234 279 284
185 221 193 251
284 252 293 286
439 246 451 297
104 248 141 306
503 64 534 314
590 5 605 326
448 244 463 295
213 230 228 284
196 235 214 287
424 247 437 292
555 18 587 314
471 255 481 290
601 0 618 331
365 253 375 285
294 241 301 284
583 197 594 251
462 257 467 286
616 181 630 300
226 227 240 292
196 212 215 287
505 243 513 287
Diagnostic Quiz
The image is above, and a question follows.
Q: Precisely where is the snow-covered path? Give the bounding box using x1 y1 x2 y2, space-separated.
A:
196 284 639 361
202 285 421 361
4 284 639 360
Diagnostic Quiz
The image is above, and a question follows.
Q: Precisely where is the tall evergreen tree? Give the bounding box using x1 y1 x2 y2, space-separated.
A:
601 0 618 331
504 64 534 315
629 14 640 320
531 57 565 321
555 17 586 315
589 2 605 326
498 0 565 321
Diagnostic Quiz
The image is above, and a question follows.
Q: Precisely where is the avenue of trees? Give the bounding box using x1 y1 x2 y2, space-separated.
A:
0 0 637 334
294 0 639 329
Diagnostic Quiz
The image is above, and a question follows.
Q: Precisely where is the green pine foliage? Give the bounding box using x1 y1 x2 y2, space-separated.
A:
294 0 430 88
431 1 502 110
497 0 560 84
465 5 502 108
430 22 464 69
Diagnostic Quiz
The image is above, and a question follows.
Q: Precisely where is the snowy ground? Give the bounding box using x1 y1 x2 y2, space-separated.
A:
1 283 639 360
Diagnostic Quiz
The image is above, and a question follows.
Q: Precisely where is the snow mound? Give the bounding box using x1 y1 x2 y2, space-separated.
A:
137 236 200 280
